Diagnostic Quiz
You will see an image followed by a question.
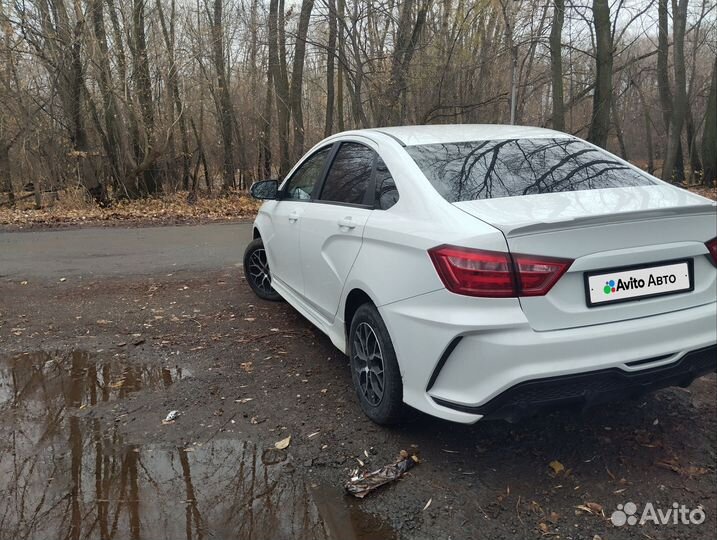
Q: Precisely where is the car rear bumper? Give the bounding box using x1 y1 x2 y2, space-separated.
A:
432 344 716 422
379 290 717 424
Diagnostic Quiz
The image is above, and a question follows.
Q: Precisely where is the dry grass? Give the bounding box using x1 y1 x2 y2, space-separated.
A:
0 188 261 229
1 182 714 230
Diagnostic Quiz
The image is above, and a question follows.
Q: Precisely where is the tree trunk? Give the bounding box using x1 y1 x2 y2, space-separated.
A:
634 83 655 174
685 105 702 181
383 0 431 125
657 0 685 181
289 0 315 160
0 142 13 206
702 56 717 187
132 0 161 195
261 68 274 179
336 0 346 132
210 0 235 191
90 0 124 192
269 0 291 175
549 0 565 131
662 0 688 183
157 0 191 191
588 0 612 148
325 0 338 137
612 100 628 159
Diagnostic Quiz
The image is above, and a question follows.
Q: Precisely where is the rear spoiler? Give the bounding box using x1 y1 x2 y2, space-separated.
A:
504 203 717 238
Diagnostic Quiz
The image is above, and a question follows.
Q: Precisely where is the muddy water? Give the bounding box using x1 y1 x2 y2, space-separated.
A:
0 351 396 540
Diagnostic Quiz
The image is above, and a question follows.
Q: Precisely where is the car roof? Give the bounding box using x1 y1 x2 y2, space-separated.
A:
358 124 572 147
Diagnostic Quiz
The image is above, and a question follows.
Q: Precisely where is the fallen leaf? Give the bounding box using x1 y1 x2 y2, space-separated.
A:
548 460 565 475
684 466 708 476
275 435 291 450
575 502 603 515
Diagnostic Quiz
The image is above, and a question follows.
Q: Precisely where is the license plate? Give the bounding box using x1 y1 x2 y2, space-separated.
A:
585 260 693 307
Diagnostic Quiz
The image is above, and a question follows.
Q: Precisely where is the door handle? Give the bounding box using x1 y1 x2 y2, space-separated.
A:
288 211 299 223
338 217 356 230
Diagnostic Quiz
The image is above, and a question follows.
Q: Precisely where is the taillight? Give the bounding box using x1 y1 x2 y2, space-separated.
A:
428 245 572 298
513 254 572 296
428 246 516 297
706 238 717 266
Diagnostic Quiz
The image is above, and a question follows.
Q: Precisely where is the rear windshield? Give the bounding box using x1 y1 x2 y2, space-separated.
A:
405 138 655 202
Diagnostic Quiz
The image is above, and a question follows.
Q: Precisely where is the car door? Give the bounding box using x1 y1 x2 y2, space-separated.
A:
300 141 377 321
268 145 333 296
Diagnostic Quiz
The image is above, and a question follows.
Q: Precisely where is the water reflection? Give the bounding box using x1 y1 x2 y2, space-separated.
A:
0 351 395 540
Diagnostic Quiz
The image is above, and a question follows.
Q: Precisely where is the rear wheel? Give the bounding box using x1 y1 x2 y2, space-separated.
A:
349 303 405 425
243 238 282 301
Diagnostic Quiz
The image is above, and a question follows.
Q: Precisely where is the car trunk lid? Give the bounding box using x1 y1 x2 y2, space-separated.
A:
454 186 717 331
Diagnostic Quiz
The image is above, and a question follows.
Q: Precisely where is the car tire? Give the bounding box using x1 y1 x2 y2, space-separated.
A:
349 303 405 425
243 238 283 301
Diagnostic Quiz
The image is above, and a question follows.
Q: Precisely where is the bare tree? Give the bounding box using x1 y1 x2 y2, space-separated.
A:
1 0 715 206
157 0 191 190
702 56 717 187
587 0 613 148
662 0 689 183
208 0 236 191
549 0 565 131
325 0 338 137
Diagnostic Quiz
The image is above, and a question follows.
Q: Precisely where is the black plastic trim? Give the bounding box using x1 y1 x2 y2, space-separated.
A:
426 336 463 392
432 344 717 421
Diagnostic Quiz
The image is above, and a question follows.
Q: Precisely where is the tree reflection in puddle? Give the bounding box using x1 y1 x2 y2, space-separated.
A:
0 351 395 540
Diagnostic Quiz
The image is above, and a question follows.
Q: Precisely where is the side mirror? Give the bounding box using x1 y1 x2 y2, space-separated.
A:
250 179 279 200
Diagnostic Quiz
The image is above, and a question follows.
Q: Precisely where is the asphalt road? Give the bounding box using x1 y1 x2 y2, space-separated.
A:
0 223 253 280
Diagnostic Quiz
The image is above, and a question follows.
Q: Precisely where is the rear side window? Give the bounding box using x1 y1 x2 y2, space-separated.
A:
405 138 656 202
320 143 375 205
375 157 399 210
284 146 332 200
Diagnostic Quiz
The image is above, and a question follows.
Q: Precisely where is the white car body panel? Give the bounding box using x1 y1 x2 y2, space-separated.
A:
251 124 717 423
262 200 305 294
300 203 370 322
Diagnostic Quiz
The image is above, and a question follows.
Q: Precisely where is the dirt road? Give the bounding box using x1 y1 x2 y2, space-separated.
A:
1 224 715 540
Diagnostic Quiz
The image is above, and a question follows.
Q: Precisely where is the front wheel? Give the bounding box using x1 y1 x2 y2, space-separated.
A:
243 238 282 301
349 303 405 425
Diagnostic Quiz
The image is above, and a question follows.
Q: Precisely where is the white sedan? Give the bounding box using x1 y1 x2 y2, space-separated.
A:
245 125 717 425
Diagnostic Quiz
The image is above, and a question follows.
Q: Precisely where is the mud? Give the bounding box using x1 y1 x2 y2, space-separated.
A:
0 350 394 540
0 266 715 540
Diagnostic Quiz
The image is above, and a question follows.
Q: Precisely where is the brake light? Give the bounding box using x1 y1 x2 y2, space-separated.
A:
428 245 572 298
513 254 573 296
706 238 717 266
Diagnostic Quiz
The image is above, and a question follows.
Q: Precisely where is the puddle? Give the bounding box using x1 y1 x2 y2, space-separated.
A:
0 350 396 540
0 349 191 409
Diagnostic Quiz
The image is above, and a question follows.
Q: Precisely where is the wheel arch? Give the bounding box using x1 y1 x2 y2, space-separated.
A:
343 288 376 345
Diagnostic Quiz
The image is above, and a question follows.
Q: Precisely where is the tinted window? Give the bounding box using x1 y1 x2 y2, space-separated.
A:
375 157 399 210
405 138 656 202
320 143 374 205
284 146 332 200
